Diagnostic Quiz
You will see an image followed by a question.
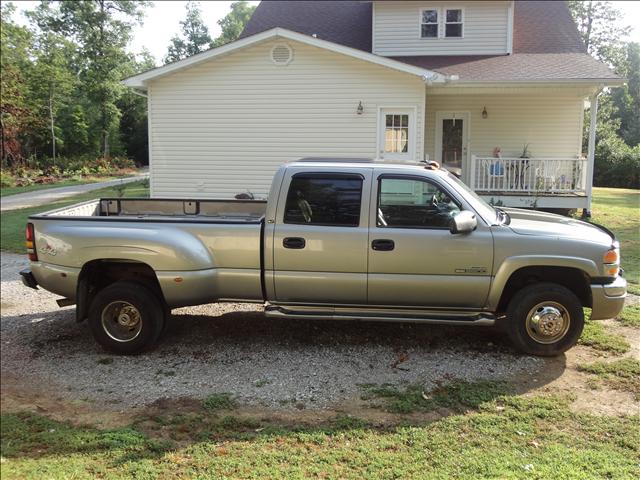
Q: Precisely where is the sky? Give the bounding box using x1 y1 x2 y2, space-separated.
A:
11 0 640 65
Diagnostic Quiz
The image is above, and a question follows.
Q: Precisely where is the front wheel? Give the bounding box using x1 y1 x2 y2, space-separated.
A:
88 281 165 354
505 283 584 356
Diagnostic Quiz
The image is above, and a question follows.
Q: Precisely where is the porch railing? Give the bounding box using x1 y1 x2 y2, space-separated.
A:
469 156 587 194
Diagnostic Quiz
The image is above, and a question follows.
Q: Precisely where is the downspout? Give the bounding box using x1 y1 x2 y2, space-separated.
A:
583 87 602 218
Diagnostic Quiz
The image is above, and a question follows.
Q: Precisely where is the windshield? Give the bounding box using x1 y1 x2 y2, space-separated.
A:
442 172 500 225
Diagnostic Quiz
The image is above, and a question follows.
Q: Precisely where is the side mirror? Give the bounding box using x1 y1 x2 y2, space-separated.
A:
450 210 477 234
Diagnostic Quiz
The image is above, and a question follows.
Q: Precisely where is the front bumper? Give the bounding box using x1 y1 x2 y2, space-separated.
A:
20 268 38 290
590 275 627 320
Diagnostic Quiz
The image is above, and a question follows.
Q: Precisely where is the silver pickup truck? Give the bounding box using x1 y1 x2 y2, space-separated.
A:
21 159 627 356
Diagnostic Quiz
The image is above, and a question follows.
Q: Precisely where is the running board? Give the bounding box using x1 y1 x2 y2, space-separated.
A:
264 305 495 326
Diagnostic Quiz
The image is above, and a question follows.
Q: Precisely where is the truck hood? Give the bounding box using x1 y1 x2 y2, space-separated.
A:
504 208 613 245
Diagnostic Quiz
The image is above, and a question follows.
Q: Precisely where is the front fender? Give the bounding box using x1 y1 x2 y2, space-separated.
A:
487 255 598 309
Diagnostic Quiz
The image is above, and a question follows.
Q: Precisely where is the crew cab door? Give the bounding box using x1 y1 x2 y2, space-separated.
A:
367 173 493 308
270 168 371 304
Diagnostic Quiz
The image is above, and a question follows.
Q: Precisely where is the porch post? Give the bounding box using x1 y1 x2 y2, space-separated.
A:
584 91 600 217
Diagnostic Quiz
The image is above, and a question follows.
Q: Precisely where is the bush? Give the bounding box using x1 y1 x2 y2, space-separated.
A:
0 170 15 188
594 139 640 189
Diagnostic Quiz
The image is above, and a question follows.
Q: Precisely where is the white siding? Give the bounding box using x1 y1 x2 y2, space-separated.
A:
373 1 511 56
425 93 584 161
148 38 425 198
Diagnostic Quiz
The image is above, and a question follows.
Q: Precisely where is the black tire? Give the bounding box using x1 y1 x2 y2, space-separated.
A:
88 281 165 354
505 282 584 356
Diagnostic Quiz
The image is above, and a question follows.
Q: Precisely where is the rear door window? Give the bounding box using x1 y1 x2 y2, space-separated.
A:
284 174 363 226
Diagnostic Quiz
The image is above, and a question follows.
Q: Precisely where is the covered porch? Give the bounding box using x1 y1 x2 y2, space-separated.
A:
423 85 600 211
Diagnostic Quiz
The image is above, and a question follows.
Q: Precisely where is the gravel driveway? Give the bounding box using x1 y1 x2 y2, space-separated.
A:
1 252 543 410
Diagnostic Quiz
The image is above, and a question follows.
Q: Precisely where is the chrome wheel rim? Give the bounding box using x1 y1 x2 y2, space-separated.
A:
525 301 570 344
101 301 142 342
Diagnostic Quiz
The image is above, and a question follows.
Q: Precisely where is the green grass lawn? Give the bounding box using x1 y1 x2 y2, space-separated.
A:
1 394 638 479
0 175 136 197
0 181 149 253
590 187 640 295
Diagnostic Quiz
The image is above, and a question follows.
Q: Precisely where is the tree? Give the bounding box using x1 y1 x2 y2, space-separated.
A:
567 0 631 70
118 49 156 164
29 31 77 163
0 3 35 166
164 2 212 64
30 0 148 157
611 43 640 147
210 1 256 48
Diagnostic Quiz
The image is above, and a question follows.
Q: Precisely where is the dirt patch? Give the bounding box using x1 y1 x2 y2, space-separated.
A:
0 372 137 429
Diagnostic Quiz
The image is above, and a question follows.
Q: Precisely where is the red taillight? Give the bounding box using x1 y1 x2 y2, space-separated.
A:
25 223 37 261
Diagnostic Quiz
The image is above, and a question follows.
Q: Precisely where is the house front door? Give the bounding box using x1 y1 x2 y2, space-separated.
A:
435 112 470 181
378 108 415 161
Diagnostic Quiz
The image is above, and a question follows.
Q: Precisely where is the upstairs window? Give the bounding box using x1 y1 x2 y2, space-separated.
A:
420 9 438 38
445 9 463 38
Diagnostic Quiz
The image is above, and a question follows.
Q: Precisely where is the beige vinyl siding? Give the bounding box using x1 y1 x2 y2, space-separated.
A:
148 38 424 198
373 1 511 56
424 94 584 161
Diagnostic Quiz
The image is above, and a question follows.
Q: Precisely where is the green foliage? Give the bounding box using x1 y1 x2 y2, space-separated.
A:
580 357 640 399
579 314 630 354
361 380 510 414
611 42 640 147
202 393 236 411
617 306 640 327
164 2 212 64
210 1 256 48
1 3 36 167
1 1 152 167
567 1 631 69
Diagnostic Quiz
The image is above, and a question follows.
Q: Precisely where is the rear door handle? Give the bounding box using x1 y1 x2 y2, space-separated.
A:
283 237 306 249
371 239 395 251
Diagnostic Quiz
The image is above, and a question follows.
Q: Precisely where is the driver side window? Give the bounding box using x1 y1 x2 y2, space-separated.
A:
377 177 460 228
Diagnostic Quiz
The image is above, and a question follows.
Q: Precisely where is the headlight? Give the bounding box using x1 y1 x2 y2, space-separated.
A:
603 247 620 277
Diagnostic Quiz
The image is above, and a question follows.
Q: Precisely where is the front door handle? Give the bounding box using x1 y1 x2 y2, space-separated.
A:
283 237 306 249
371 239 395 251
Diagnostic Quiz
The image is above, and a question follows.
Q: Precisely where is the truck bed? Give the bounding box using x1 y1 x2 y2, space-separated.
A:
33 197 267 223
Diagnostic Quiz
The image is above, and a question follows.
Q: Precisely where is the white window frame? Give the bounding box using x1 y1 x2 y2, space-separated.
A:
419 7 440 39
418 6 465 40
376 107 418 162
444 7 465 39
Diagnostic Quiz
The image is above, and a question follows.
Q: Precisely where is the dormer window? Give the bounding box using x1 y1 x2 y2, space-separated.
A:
419 7 464 39
445 9 463 38
420 9 438 38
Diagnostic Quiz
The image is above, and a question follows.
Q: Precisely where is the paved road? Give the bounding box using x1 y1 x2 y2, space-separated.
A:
1 173 149 212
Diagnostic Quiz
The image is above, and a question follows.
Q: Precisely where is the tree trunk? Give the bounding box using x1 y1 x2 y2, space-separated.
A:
585 0 593 52
49 91 56 164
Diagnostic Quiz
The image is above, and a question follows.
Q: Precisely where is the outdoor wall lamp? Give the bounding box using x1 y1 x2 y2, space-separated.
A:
357 101 364 115
482 106 488 119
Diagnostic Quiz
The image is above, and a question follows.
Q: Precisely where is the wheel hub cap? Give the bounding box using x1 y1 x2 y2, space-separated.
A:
102 301 142 342
525 302 570 345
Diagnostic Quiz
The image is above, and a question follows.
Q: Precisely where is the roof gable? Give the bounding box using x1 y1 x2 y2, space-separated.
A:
122 28 445 88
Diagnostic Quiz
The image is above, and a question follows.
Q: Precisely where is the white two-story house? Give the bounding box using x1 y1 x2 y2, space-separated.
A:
123 0 623 212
